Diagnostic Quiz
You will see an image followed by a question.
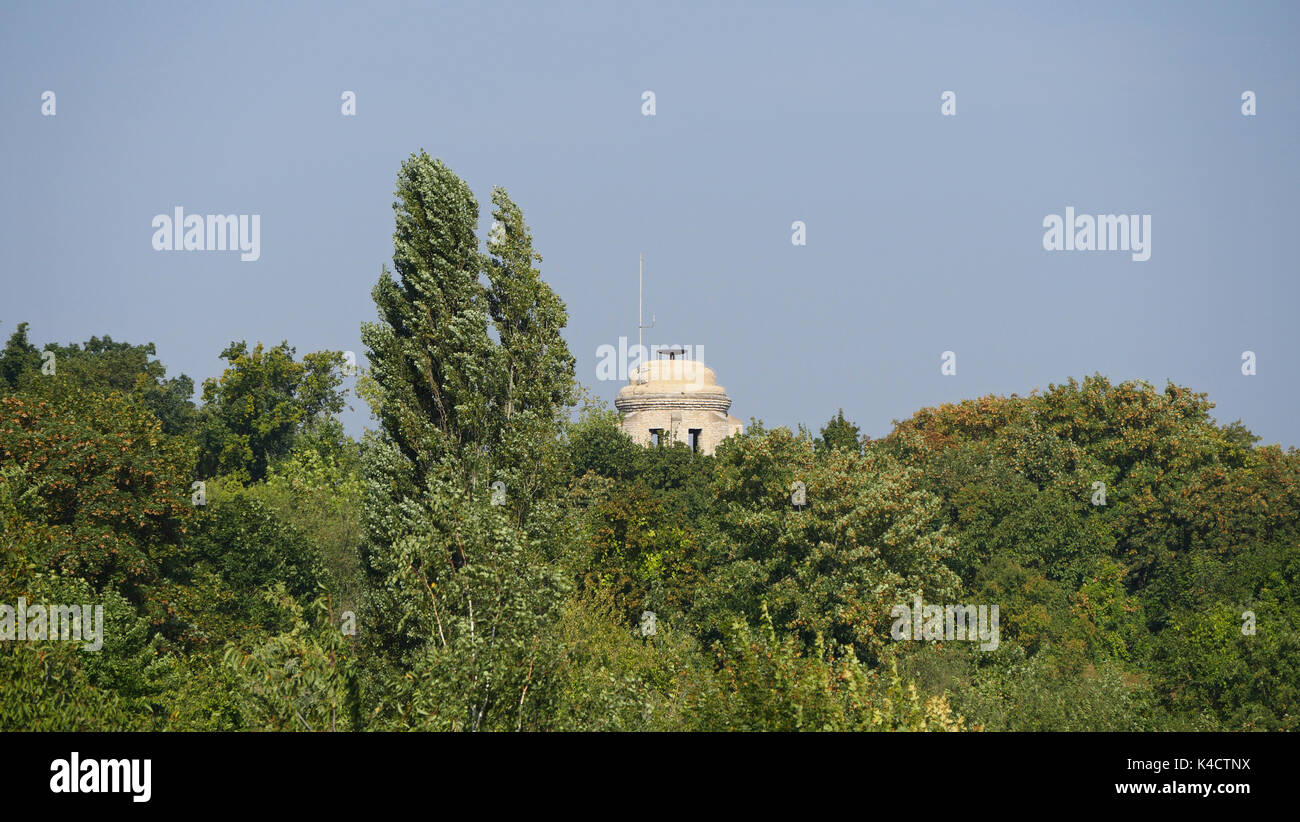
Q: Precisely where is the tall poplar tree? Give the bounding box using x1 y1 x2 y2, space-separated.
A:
362 152 494 484
484 187 576 529
357 153 573 728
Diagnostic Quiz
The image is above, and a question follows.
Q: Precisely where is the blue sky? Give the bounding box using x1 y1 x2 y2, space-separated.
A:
2 0 1297 445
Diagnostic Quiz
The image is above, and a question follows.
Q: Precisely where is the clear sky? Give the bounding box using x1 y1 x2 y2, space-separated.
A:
2 1 1297 445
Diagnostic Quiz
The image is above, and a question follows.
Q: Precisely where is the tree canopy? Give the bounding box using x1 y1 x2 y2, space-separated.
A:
2 163 1294 733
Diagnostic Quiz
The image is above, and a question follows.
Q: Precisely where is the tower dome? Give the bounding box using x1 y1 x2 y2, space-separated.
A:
615 352 743 455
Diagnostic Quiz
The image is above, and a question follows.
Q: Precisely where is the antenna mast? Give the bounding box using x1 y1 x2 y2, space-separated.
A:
637 253 655 383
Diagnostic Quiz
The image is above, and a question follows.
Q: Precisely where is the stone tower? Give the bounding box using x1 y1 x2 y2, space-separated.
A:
615 349 743 455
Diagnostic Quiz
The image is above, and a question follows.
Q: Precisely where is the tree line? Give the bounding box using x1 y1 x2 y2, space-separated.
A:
1 151 1295 731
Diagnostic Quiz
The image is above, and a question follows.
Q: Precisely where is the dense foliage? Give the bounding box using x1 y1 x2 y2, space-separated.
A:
1 157 1295 731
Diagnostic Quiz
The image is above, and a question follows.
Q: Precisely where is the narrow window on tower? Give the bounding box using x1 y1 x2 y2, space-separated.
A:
689 429 701 453
650 428 663 447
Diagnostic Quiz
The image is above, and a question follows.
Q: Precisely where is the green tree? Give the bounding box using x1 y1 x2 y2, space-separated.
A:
42 335 196 435
566 405 644 482
196 340 346 483
357 153 575 730
815 408 862 455
484 187 577 530
685 606 966 731
695 424 960 664
1 325 197 435
0 322 41 389
0 391 194 614
186 484 328 637
360 152 494 493
249 442 365 618
223 589 359 731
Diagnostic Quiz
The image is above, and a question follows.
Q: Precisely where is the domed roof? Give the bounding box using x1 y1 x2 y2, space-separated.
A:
615 359 732 412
